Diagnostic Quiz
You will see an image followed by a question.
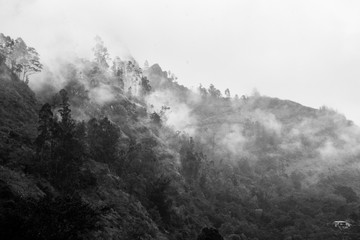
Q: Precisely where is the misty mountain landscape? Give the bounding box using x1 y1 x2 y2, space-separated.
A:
1 31 360 240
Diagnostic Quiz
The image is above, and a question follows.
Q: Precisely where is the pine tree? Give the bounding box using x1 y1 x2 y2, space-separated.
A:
49 89 83 191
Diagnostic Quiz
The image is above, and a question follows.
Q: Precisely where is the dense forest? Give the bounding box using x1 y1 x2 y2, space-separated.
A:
1 33 360 240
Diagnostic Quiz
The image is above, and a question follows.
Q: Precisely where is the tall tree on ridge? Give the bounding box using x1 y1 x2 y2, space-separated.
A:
225 88 231 99
0 34 42 83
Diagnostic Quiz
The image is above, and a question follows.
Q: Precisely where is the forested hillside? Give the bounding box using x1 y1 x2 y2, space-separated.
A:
1 33 360 240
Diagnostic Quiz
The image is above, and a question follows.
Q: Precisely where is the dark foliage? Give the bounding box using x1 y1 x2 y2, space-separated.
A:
197 227 224 240
146 176 172 224
180 137 202 182
150 112 162 127
33 90 87 192
141 76 152 95
0 194 99 240
334 185 359 203
87 117 120 164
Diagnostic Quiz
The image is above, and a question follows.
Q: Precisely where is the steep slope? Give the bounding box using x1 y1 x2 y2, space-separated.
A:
0 62 168 240
0 62 38 135
0 63 38 167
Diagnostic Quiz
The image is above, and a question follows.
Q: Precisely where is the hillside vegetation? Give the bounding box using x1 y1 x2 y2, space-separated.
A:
1 33 360 240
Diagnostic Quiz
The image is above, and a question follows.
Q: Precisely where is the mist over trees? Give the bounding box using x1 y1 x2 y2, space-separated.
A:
1 32 360 240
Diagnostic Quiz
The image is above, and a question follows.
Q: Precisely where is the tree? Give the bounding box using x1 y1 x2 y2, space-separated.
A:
225 88 231 99
56 89 76 162
198 84 208 98
208 84 222 98
35 103 55 162
58 89 74 130
146 176 172 224
0 34 42 83
34 90 86 191
111 56 123 77
0 33 14 64
8 38 27 75
140 76 152 95
87 117 120 164
21 46 43 83
92 35 109 69
241 95 248 101
180 137 202 182
52 89 84 191
144 60 149 69
150 112 162 127
126 60 142 76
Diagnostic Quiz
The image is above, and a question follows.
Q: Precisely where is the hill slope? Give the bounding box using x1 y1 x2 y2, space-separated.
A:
1 35 360 239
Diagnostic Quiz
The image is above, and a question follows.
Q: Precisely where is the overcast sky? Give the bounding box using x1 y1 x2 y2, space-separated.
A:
1 0 360 123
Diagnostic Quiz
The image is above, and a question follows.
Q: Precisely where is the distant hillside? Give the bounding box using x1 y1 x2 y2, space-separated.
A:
145 63 360 187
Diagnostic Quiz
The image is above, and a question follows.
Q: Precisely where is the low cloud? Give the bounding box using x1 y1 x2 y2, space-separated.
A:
145 89 198 135
89 83 115 105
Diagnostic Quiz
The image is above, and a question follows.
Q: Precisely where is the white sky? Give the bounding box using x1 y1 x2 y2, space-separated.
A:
1 0 360 124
